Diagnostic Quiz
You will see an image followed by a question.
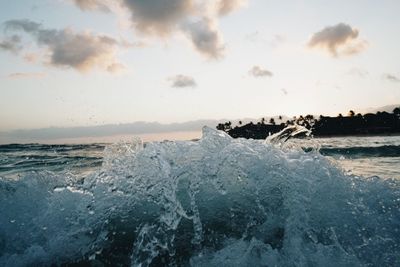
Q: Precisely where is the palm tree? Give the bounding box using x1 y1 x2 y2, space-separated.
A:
305 114 314 121
224 121 232 131
216 123 225 131
269 118 276 125
304 115 315 128
297 115 305 125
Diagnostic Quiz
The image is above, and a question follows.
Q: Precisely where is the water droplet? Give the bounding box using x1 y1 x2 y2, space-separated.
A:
54 187 65 192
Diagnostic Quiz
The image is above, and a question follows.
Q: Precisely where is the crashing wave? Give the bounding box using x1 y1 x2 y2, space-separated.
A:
0 126 399 266
266 124 311 144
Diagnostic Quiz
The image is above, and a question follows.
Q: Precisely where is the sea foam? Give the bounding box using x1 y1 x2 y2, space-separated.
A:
0 127 399 266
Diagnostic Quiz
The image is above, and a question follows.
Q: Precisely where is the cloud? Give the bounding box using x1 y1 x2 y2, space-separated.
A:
121 0 225 58
0 35 22 53
23 53 38 63
168 74 196 88
67 0 247 59
308 23 367 57
8 72 46 79
119 39 147 48
121 0 194 35
216 0 247 16
384 73 400 83
71 0 111 12
106 62 126 73
181 18 224 59
341 39 368 56
5 19 41 32
249 66 273 78
3 19 124 73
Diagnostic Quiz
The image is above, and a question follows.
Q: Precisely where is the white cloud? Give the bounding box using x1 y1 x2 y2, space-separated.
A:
308 23 367 57
249 66 273 77
383 73 400 83
168 74 197 88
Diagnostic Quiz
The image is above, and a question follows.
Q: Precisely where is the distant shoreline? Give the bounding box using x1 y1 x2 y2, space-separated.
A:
219 108 400 140
0 131 202 145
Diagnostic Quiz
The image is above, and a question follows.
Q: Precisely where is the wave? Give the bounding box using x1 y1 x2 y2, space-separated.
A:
0 144 104 176
319 145 400 158
0 127 399 266
0 143 105 153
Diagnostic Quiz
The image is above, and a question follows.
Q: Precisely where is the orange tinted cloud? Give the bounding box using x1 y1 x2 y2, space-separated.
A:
217 0 247 16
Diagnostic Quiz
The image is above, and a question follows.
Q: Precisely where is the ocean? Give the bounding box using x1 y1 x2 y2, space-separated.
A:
0 127 399 266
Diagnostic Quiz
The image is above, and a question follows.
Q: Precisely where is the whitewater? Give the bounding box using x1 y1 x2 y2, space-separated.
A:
0 127 399 266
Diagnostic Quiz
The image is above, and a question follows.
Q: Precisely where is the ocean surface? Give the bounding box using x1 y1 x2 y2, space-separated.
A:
0 127 399 266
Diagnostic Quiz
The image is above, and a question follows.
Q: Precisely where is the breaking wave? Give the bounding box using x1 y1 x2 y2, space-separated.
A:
0 127 399 266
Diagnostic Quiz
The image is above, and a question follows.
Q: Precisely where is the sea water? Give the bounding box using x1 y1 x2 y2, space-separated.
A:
0 127 399 266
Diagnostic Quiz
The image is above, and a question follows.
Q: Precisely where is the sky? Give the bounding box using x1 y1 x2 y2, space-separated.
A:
0 0 400 134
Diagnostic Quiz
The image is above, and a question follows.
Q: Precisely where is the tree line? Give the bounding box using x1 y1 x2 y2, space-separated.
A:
216 107 400 139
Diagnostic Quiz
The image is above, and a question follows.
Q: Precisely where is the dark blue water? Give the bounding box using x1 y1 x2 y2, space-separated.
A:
1 136 399 179
0 143 105 178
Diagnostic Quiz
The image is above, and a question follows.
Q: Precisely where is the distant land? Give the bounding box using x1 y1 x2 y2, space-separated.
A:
0 104 399 144
0 117 292 144
363 104 400 114
0 120 218 144
218 106 400 139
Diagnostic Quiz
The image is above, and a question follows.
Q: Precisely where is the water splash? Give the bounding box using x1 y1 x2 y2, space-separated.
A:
0 127 399 266
266 124 311 144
